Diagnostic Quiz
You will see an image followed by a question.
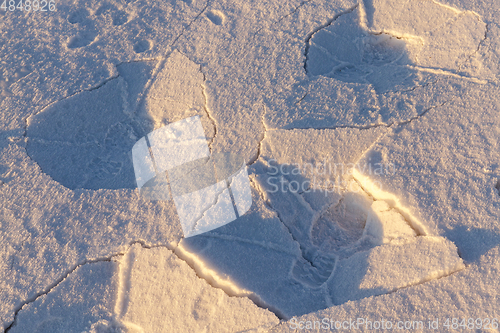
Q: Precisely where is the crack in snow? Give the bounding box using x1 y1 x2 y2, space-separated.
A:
459 22 491 74
281 100 449 131
362 0 488 84
4 255 123 332
18 0 213 148
199 233 299 257
20 75 120 143
301 0 489 133
381 78 437 95
396 101 448 127
248 104 269 166
249 176 320 271
407 65 488 84
351 169 429 236
187 180 230 236
295 91 309 105
25 137 99 147
384 260 468 296
253 0 313 36
5 0 489 326
303 4 359 73
275 0 311 24
124 240 285 320
200 72 217 150
4 237 284 331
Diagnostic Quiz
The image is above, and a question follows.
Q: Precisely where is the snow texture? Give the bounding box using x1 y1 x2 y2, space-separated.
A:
1 0 499 330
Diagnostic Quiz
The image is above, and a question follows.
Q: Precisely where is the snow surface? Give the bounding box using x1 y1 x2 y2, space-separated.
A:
1 0 499 331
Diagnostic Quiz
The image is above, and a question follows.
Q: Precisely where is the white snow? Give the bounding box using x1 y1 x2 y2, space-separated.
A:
1 0 499 331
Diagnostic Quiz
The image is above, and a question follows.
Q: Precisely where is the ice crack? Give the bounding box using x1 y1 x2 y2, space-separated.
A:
249 176 323 273
303 4 359 73
123 240 285 319
201 72 217 149
248 104 269 166
4 255 123 332
5 237 284 331
253 0 313 36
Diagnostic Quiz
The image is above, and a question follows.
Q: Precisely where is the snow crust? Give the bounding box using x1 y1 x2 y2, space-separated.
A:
1 0 499 331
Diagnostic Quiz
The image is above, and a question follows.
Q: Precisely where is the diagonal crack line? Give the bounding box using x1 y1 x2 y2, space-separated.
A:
281 100 448 132
481 22 491 52
395 100 449 127
13 0 212 144
188 182 229 235
350 175 424 237
283 122 390 131
128 240 285 320
279 0 311 21
200 71 217 150
167 1 211 50
3 240 176 332
3 254 124 332
17 58 156 144
198 233 298 257
3 237 284 331
381 77 439 95
407 65 488 84
458 20 490 74
18 75 120 142
295 90 309 105
383 262 468 297
25 138 98 147
253 0 313 36
248 104 268 166
304 4 359 72
249 176 318 270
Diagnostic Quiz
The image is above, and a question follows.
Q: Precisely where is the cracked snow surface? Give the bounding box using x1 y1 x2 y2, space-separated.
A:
5 240 279 332
2 0 500 331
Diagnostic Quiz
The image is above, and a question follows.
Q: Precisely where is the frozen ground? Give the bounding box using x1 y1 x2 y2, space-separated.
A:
1 0 499 331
